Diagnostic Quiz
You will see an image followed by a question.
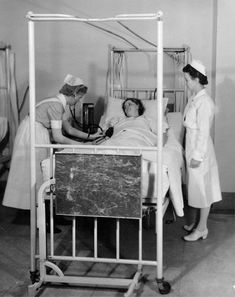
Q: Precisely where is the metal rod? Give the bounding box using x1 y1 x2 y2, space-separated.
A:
94 218 98 258
28 18 37 273
116 219 120 260
110 46 114 97
156 14 163 280
50 194 54 256
138 219 142 261
111 47 188 53
34 143 158 151
72 218 76 257
26 12 160 22
49 255 158 266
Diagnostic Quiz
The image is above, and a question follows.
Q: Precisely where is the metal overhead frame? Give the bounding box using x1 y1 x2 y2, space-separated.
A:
26 11 171 296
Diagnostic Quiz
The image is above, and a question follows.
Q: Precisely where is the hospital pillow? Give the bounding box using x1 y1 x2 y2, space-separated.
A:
100 96 168 133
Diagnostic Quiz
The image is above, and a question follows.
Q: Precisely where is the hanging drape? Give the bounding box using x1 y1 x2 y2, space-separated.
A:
0 44 19 153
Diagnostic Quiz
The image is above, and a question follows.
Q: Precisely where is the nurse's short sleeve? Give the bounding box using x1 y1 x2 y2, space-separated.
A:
47 102 64 129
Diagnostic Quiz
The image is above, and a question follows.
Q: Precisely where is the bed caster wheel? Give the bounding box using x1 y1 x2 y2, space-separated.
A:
30 269 40 283
156 278 171 295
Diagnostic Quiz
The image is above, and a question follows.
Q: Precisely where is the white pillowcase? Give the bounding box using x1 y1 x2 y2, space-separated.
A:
100 96 168 133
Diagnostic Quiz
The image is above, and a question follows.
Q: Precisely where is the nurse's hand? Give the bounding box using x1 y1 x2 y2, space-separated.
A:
189 158 201 168
89 131 105 140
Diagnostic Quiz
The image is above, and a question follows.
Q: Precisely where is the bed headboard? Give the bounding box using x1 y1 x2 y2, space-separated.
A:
108 46 190 113
111 87 185 113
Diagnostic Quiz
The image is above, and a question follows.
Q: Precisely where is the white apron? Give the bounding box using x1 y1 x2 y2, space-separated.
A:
183 89 222 208
3 97 65 210
2 117 50 210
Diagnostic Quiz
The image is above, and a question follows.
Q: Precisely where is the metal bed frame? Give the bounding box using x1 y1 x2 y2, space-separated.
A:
27 11 171 296
109 46 190 111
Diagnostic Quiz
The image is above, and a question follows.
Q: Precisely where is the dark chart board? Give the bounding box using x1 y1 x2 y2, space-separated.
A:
55 153 142 219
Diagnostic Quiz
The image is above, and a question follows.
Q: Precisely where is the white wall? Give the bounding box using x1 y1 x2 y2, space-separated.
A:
2 0 234 192
0 0 214 115
215 0 235 192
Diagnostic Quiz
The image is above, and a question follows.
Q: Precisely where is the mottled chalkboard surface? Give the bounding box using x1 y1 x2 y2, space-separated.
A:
55 153 141 219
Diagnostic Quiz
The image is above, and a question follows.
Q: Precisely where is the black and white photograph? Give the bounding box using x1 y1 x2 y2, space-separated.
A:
0 1 234 296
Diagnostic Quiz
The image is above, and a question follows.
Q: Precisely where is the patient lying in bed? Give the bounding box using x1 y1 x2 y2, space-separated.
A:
41 97 184 217
94 98 168 147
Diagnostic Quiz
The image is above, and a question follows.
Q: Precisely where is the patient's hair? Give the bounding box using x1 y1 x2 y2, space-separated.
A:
183 64 208 85
59 84 88 97
122 98 145 117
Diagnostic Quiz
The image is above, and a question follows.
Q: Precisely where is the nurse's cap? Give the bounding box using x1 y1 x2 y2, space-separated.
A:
64 74 84 86
190 60 207 76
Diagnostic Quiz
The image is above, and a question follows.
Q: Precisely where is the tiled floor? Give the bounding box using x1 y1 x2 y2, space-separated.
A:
0 182 235 297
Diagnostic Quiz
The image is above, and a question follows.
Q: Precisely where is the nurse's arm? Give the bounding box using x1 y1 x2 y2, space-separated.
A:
62 119 89 140
63 120 104 140
51 127 80 145
193 101 211 160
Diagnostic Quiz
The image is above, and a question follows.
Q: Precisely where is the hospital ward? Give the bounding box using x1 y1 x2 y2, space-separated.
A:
0 1 235 296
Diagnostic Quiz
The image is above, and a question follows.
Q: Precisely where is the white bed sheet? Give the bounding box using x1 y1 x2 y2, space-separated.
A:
41 112 184 217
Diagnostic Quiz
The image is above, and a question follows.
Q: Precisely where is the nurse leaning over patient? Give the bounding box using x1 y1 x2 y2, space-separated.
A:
182 60 222 241
2 74 101 210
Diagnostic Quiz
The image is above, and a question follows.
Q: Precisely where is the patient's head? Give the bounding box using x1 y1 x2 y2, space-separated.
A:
122 98 145 118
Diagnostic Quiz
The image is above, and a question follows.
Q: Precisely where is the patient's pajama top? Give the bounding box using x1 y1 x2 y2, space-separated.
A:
2 94 66 210
183 89 222 208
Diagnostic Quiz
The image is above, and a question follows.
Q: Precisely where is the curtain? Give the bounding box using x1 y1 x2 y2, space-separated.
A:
0 45 19 153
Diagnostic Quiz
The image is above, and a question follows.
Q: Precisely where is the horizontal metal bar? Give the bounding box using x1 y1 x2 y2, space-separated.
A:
45 275 133 288
113 87 184 92
34 143 158 151
112 47 188 53
26 12 162 22
49 255 158 266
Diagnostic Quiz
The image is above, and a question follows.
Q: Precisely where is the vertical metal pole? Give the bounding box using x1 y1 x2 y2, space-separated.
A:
138 219 142 261
50 196 54 255
116 219 120 260
72 218 76 257
28 17 37 273
110 47 114 97
94 218 98 258
184 48 189 108
156 11 163 280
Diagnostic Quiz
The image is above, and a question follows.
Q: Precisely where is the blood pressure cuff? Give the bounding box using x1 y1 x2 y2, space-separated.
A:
105 126 114 138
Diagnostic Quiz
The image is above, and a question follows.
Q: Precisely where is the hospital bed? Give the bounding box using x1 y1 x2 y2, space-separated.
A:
27 11 188 297
41 96 184 218
33 93 185 297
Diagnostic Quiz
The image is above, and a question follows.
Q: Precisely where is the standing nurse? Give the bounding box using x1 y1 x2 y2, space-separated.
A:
182 60 222 241
3 74 100 210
